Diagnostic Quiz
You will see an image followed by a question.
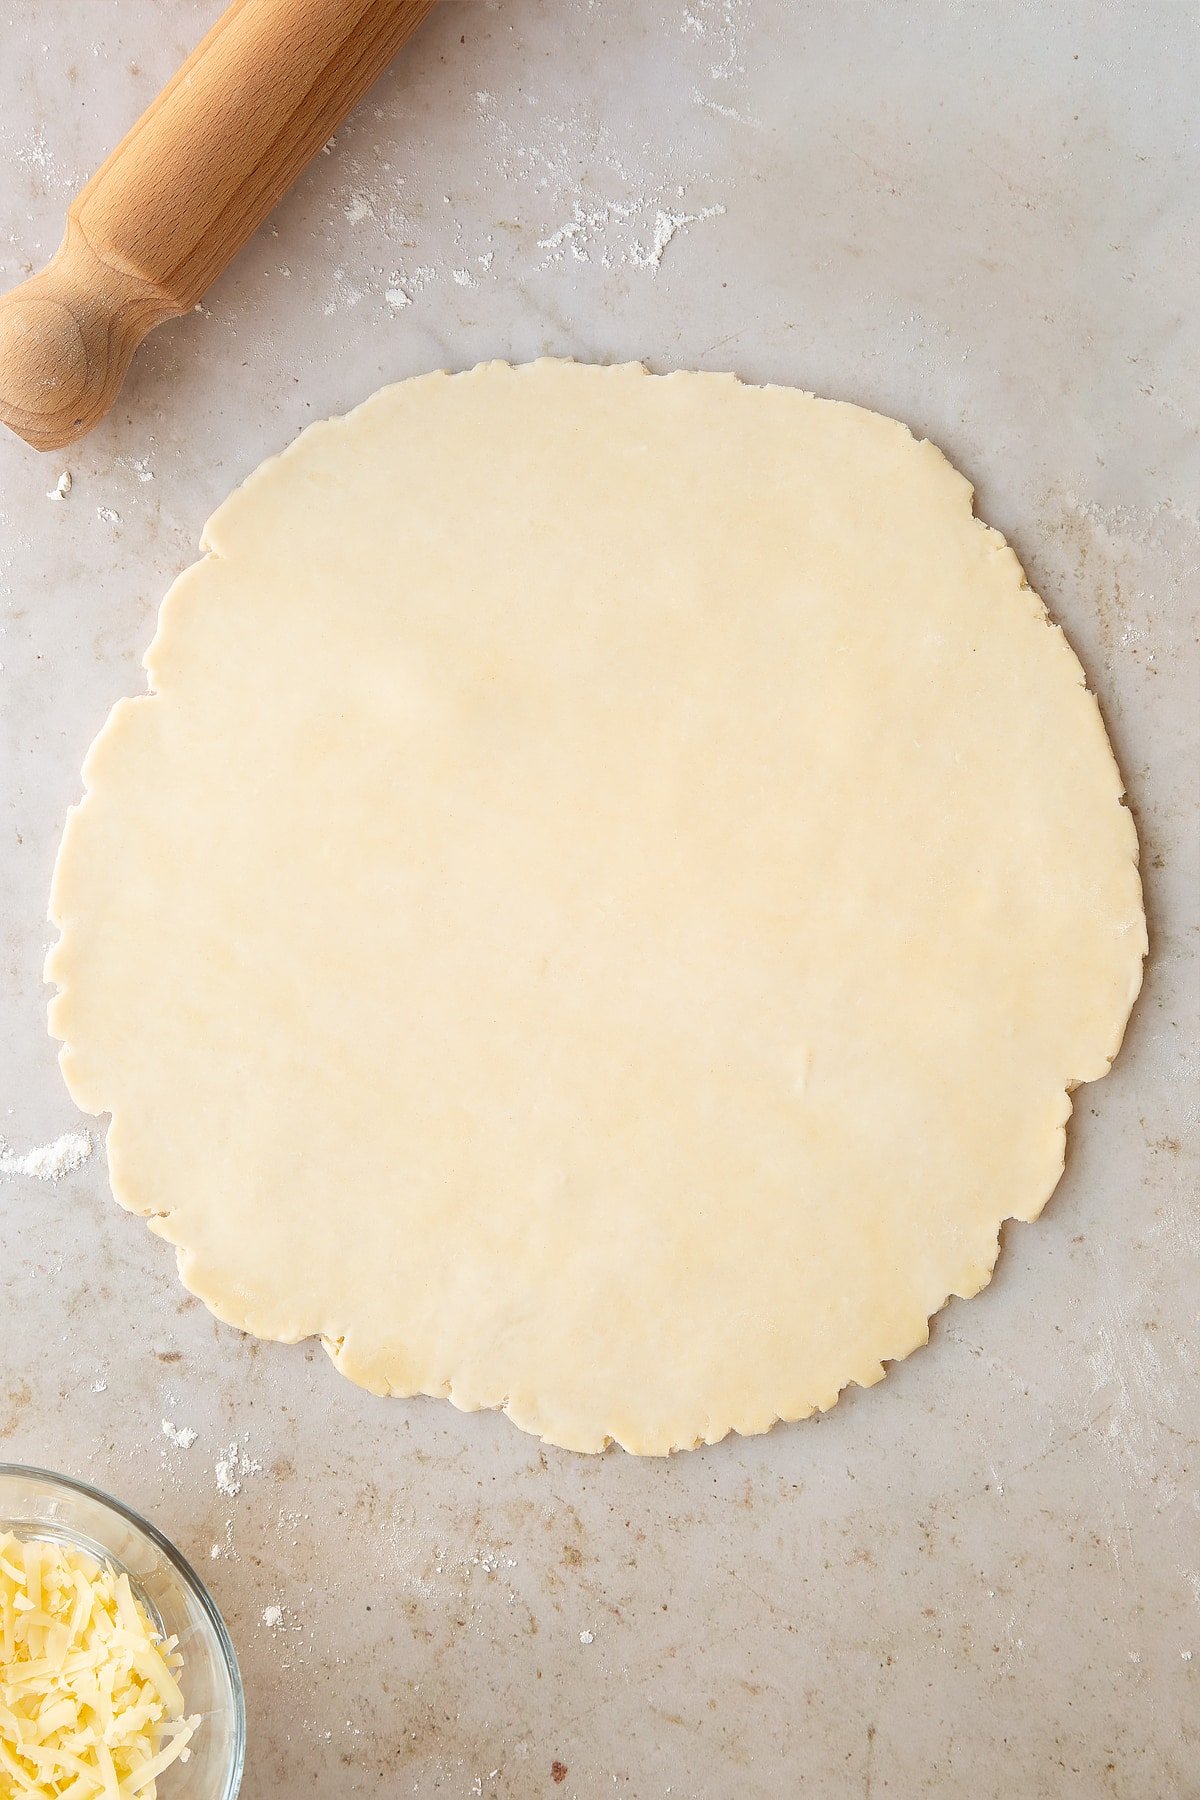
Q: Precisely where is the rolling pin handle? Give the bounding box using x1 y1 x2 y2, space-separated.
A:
0 0 440 451
0 221 179 452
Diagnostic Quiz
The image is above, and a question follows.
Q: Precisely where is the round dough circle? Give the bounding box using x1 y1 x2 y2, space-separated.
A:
48 361 1145 1454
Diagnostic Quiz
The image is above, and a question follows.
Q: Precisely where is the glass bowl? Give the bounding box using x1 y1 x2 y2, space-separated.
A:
0 1463 245 1799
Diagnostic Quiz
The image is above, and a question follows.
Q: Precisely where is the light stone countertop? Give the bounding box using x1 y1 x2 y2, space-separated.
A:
1 3 1197 1796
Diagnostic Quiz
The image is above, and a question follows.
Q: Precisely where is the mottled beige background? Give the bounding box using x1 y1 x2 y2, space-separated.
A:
1 3 1196 1796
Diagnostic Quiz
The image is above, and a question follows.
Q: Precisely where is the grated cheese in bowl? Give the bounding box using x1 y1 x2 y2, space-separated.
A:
0 1530 199 1797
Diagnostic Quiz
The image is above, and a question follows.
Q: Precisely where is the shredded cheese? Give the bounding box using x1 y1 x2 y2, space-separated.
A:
0 1532 199 1798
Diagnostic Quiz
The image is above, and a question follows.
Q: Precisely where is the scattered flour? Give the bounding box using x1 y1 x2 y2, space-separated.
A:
10 121 71 192
215 1437 262 1497
321 15 740 317
48 471 72 499
322 265 365 315
630 203 726 270
161 1420 198 1450
579 1629 594 1645
261 1604 285 1630
496 107 727 278
693 89 745 121
209 1520 235 1562
467 1548 517 1576
17 124 54 173
0 1131 91 1181
676 0 751 76
343 190 376 224
537 197 640 268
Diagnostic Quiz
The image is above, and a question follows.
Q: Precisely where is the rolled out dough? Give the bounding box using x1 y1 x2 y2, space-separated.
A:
47 361 1145 1453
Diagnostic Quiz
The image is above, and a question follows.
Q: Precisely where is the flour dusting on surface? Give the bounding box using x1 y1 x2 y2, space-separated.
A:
215 1437 262 1497
316 11 741 319
631 203 726 270
0 1131 91 1181
343 190 375 224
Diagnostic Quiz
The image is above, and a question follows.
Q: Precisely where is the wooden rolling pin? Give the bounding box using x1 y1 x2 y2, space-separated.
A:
0 0 439 452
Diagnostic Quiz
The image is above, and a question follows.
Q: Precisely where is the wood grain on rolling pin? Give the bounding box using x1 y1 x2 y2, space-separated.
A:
0 0 440 451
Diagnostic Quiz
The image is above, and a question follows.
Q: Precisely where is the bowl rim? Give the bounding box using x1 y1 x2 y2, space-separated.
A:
0 1460 246 1798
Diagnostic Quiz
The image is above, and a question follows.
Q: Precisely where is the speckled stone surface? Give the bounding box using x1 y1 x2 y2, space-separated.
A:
1 4 1196 1796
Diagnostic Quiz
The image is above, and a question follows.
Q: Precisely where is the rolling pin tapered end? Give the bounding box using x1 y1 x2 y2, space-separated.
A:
0 227 179 452
2 1 442 451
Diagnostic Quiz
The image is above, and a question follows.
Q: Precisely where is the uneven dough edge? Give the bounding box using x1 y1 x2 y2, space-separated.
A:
44 359 1147 1456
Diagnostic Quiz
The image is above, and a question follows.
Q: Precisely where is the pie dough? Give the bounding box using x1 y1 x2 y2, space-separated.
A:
47 361 1146 1454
